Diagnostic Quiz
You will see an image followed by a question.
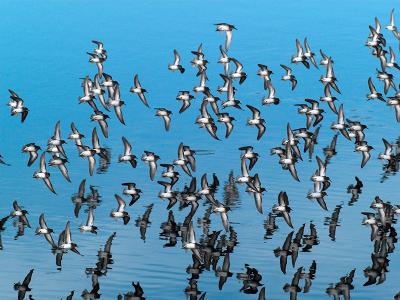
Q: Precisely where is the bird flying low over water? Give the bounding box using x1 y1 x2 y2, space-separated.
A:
367 77 385 101
77 145 96 176
141 151 160 180
304 99 325 129
355 141 373 168
122 182 142 206
376 68 396 95
91 127 107 160
158 180 178 209
292 39 310 68
320 84 338 114
155 108 172 131
33 152 56 194
69 122 85 145
130 74 149 107
79 207 97 234
176 90 195 113
246 173 265 214
168 49 185 73
257 64 273 90
8 89 29 123
118 136 137 168
174 143 192 176
183 222 203 263
22 143 41 167
191 43 208 74
273 191 293 228
193 70 209 93
246 105 266 140
304 38 318 68
239 146 259 170
279 143 300 181
110 195 130 225
217 112 235 138
48 153 71 182
218 45 230 74
262 81 280 105
87 52 105 77
386 8 397 32
330 104 351 140
90 108 109 138
229 57 247 84
92 74 108 111
280 64 297 90
215 23 236 50
10 201 30 228
59 221 81 255
35 214 55 248
196 101 219 140
92 40 107 58
108 83 126 125
320 58 341 94
378 138 395 161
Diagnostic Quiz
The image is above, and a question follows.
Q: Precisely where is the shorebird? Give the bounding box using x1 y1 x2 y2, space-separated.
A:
168 49 185 73
33 152 56 194
155 108 172 131
215 23 236 50
291 39 310 68
130 74 149 107
246 105 266 140
280 64 297 90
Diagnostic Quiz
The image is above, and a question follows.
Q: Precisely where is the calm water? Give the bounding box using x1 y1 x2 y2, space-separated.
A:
1 0 400 299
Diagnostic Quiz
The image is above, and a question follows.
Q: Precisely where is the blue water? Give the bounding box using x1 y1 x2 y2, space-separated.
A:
1 0 400 299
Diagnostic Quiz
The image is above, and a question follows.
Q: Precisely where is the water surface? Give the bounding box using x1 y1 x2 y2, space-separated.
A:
1 1 400 299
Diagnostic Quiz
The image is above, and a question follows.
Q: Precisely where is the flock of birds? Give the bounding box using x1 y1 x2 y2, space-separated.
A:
3 8 400 300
